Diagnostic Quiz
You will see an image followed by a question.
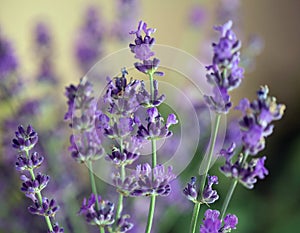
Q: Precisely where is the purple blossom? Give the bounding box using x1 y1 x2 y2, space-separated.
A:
15 151 44 171
69 131 103 163
12 125 38 151
20 173 50 196
114 164 176 197
114 214 134 233
204 21 243 114
202 175 219 204
102 70 141 115
79 194 115 226
183 177 198 203
106 147 139 167
200 209 238 233
136 80 165 107
220 144 269 189
237 86 285 155
130 21 164 76
137 107 178 140
28 198 59 217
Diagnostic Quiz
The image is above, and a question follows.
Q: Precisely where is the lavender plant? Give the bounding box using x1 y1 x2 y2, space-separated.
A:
183 20 285 233
8 18 286 233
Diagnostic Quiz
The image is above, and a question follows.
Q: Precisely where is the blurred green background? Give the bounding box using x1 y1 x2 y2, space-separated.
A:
1 0 300 233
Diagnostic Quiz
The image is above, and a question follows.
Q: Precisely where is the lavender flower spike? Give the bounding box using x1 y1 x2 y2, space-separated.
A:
204 20 244 114
12 125 63 232
130 20 164 76
237 85 286 155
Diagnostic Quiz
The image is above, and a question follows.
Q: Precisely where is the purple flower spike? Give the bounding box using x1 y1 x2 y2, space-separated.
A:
79 194 115 226
237 86 285 155
202 175 219 204
204 21 243 114
130 21 164 75
12 125 38 151
200 209 238 233
183 177 198 203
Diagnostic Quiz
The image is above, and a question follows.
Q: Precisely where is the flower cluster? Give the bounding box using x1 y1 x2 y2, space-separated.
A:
137 107 178 140
183 175 219 204
12 125 63 232
130 21 164 76
79 194 115 226
204 20 243 113
200 209 238 233
236 85 286 155
220 143 269 189
65 77 103 163
114 163 176 197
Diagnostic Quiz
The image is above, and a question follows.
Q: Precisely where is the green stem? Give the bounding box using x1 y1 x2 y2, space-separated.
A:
189 202 201 233
145 195 156 233
149 72 154 101
100 226 105 233
116 138 125 220
220 152 249 220
189 114 221 233
144 71 158 233
220 179 238 220
199 114 221 192
25 150 53 232
151 139 157 169
87 160 100 211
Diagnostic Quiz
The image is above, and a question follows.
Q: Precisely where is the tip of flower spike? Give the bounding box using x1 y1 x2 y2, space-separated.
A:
214 20 233 36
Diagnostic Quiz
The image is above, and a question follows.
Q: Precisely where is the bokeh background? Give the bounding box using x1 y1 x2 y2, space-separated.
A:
1 0 300 232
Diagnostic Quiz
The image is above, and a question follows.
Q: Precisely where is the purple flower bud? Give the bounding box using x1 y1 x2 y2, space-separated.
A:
183 177 198 202
79 194 115 226
12 125 38 151
202 175 219 204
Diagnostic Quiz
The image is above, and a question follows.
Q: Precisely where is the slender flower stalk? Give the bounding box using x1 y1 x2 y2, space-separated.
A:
12 125 63 233
25 148 54 232
116 138 125 220
189 114 221 233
